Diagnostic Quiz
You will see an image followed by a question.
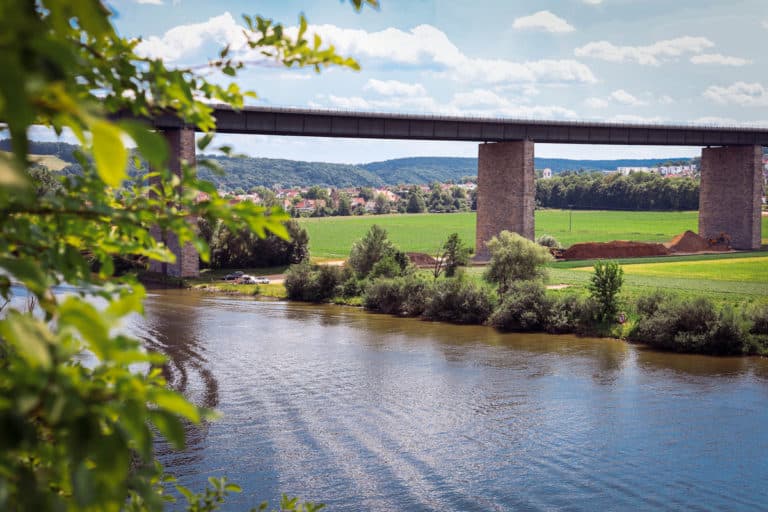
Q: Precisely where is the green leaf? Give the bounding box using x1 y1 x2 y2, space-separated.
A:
0 313 54 369
91 119 128 187
120 120 169 170
153 390 200 423
149 410 186 450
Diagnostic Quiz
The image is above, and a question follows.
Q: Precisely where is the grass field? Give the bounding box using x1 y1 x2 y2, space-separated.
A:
300 210 768 259
551 252 768 306
459 251 768 306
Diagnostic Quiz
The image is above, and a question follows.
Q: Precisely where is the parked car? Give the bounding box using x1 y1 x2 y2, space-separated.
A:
255 277 270 284
238 275 258 285
223 271 244 281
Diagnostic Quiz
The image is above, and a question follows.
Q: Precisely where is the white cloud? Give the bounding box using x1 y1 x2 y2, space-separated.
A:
584 97 609 108
575 36 714 65
136 0 163 4
610 89 645 106
658 95 674 105
512 11 575 33
138 16 596 85
763 20 768 29
703 82 768 106
610 114 666 124
136 12 247 62
363 79 427 97
583 0 603 4
277 72 313 81
690 53 751 66
318 88 578 120
693 116 768 127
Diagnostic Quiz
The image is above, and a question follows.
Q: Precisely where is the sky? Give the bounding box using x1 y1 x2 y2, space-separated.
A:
102 1 768 162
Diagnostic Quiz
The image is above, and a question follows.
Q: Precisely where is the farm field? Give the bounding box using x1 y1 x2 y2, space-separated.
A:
300 210 768 258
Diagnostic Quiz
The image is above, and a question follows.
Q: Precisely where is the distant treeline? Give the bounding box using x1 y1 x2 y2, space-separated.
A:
2 139 705 189
536 172 700 211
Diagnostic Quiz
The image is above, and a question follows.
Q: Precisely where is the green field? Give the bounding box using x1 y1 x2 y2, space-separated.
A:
546 252 768 306
300 211 768 258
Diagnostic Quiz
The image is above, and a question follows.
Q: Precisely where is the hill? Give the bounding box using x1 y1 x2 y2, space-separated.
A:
1 139 696 190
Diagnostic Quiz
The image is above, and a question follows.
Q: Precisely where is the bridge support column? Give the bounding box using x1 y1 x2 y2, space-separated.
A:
149 127 200 278
474 140 535 260
699 145 763 250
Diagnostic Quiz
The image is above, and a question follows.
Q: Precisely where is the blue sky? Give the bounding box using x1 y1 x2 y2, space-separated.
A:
107 0 767 163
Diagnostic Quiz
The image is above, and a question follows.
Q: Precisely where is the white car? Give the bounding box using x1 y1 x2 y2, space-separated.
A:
255 276 270 284
238 275 259 285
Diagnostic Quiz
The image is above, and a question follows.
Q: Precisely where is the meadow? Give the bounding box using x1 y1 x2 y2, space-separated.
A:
300 210 768 259
543 251 768 307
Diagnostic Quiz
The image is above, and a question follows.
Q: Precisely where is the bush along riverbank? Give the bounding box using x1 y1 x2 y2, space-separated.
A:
283 226 768 357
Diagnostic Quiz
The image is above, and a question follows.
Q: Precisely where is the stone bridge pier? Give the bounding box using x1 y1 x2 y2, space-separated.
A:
474 140 535 260
148 127 200 278
699 145 763 250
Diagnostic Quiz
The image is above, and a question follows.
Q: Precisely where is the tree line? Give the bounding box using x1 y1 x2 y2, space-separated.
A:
536 171 700 211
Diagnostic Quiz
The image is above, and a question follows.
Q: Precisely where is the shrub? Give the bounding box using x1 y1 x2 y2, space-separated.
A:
746 305 768 354
536 234 561 249
483 231 552 297
284 262 342 302
630 295 747 355
363 275 432 316
370 252 407 279
545 294 601 334
339 276 367 298
400 276 432 317
363 278 404 314
589 260 624 321
489 281 552 332
423 278 495 324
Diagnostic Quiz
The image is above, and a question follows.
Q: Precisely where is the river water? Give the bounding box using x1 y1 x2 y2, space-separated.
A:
131 290 768 511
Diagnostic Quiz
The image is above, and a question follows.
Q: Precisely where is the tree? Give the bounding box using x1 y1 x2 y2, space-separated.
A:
589 261 624 321
373 193 390 214
442 233 471 277
0 0 376 510
483 231 553 298
406 187 426 213
336 193 352 216
348 225 395 277
358 187 374 201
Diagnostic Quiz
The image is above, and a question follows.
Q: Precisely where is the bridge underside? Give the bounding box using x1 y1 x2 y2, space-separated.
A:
151 124 765 277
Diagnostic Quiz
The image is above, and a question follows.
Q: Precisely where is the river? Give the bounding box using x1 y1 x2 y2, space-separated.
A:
131 290 768 511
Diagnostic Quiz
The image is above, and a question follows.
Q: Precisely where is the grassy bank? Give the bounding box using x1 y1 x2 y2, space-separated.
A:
300 210 768 258
545 251 768 307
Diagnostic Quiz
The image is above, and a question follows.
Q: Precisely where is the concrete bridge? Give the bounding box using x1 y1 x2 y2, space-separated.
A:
150 106 768 277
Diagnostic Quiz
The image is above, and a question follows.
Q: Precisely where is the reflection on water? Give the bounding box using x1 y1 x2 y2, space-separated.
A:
131 291 768 511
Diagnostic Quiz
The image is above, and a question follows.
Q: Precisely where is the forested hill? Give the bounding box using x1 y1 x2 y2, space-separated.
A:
3 139 700 189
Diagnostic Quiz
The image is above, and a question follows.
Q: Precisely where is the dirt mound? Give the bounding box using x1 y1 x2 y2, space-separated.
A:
406 252 437 267
666 230 710 253
563 240 670 260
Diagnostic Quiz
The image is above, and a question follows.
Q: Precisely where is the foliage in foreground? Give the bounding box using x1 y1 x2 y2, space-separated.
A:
0 0 379 509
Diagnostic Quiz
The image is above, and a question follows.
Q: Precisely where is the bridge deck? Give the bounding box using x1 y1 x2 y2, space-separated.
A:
150 105 768 146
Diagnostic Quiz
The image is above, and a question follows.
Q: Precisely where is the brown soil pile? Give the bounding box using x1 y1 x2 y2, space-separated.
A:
563 240 670 260
406 252 437 267
666 230 710 253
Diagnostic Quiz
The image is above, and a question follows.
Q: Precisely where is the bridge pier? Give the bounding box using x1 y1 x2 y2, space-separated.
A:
148 127 200 278
699 145 763 250
474 140 536 260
